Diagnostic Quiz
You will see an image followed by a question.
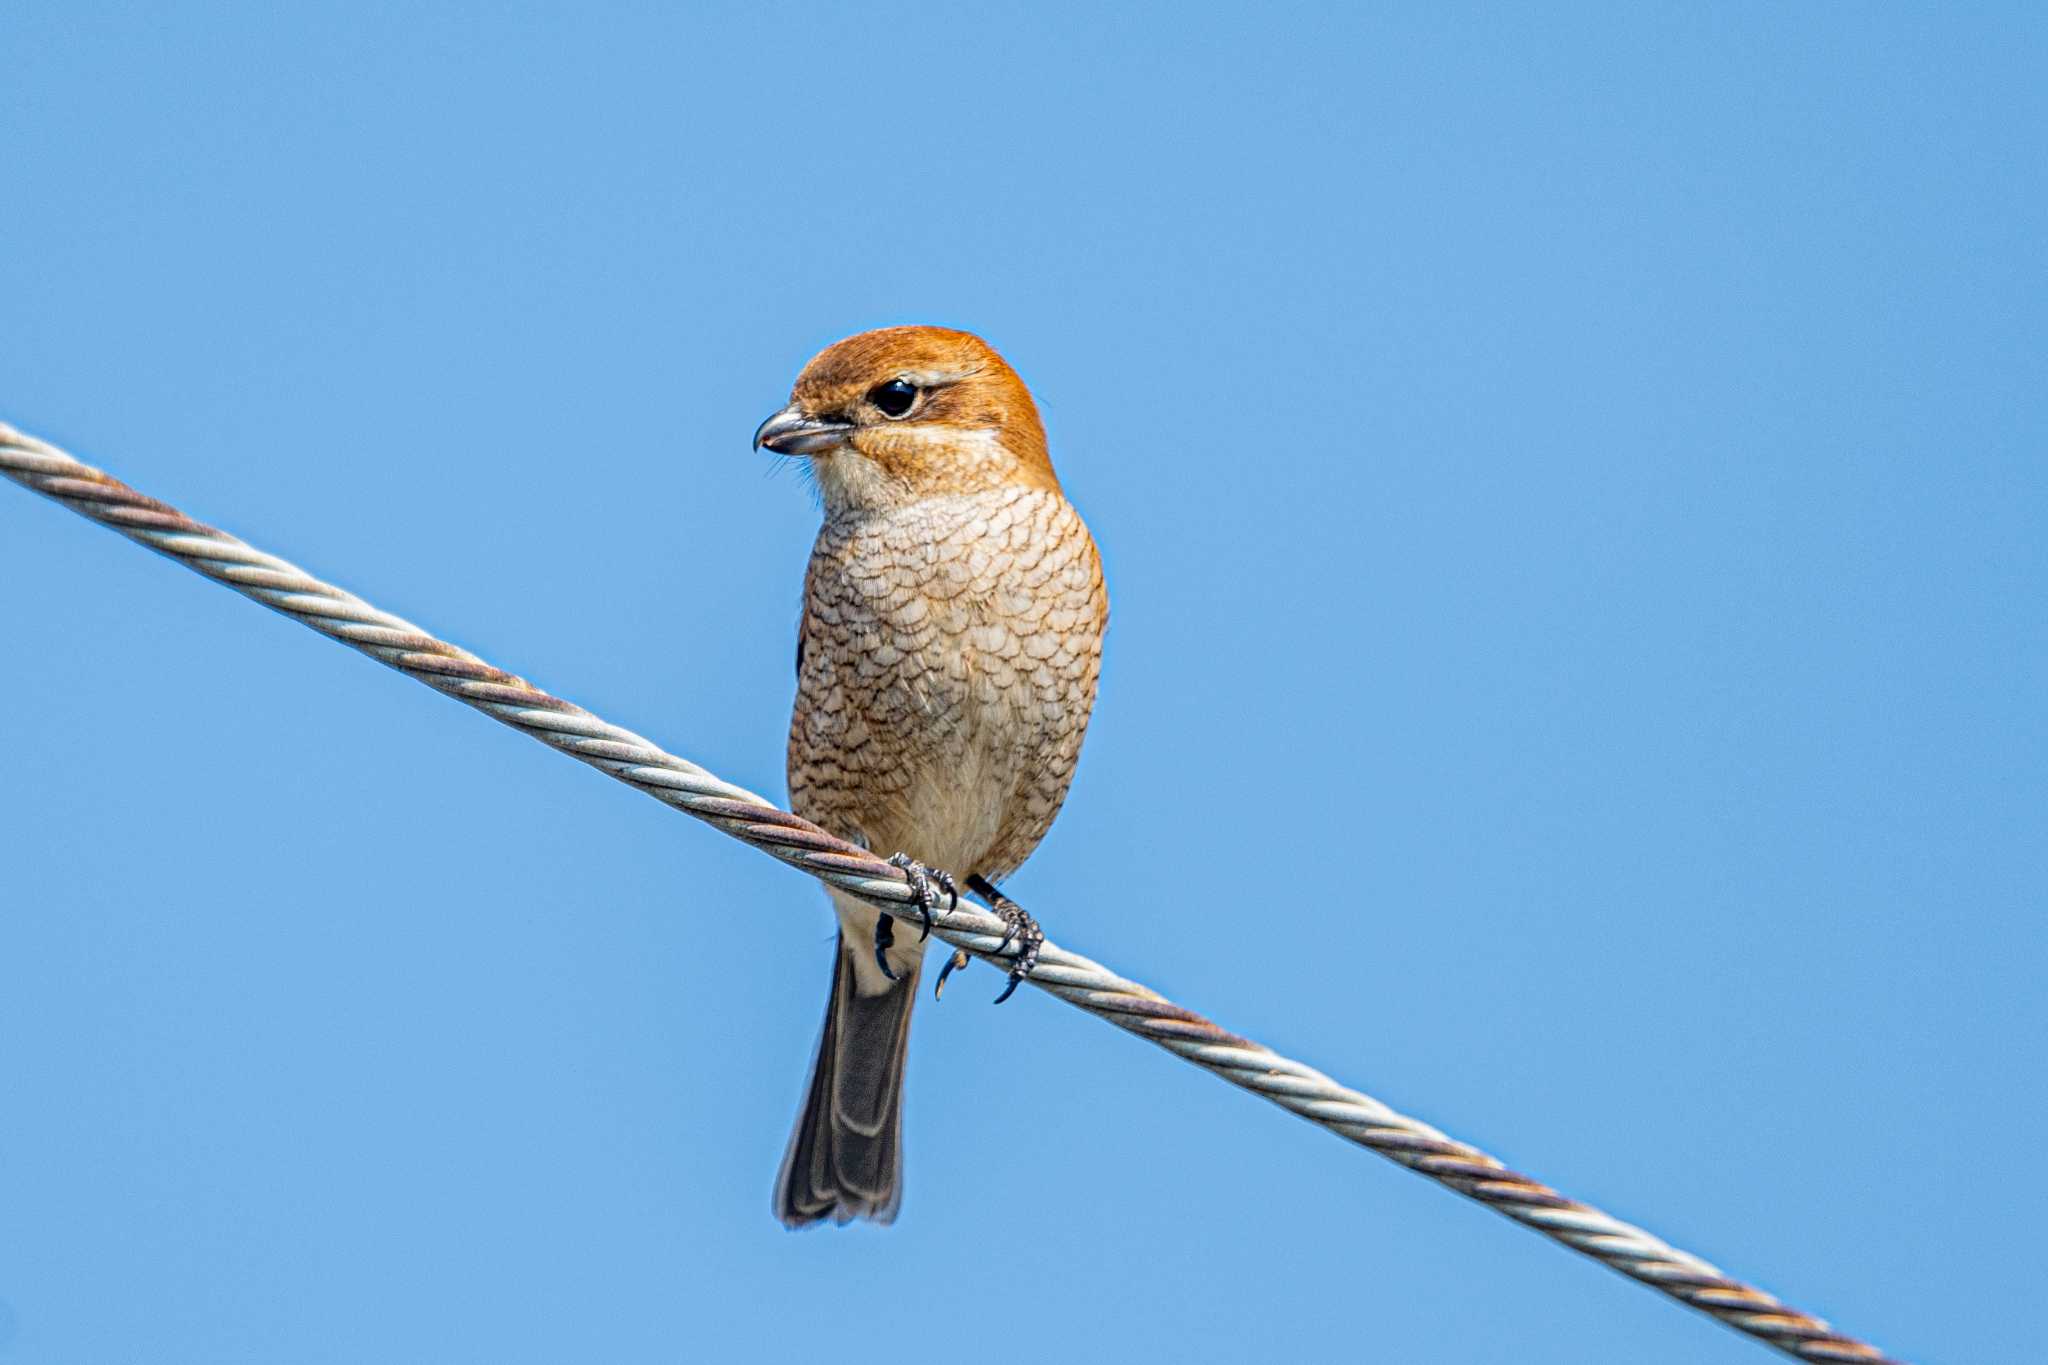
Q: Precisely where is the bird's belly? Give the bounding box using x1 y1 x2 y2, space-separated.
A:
792 611 1064 875
825 626 1038 874
891 654 1035 872
788 489 1102 880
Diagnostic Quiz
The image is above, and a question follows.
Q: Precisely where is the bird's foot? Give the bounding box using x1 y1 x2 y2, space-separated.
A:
886 853 959 941
966 874 1044 1005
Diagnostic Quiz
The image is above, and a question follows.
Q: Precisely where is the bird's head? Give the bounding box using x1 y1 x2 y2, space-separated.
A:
754 326 1058 513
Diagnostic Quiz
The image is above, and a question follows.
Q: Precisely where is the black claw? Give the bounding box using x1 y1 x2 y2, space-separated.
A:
888 852 953 939
994 934 1042 1005
926 870 960 939
966 874 1043 1006
934 948 970 1002
872 912 898 982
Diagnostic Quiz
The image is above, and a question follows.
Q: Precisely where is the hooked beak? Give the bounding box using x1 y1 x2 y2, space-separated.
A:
754 404 851 456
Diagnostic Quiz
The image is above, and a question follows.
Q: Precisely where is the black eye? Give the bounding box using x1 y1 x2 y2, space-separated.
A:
869 379 918 418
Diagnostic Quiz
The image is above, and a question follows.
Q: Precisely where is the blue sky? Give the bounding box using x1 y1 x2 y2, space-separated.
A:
2 5 2041 1363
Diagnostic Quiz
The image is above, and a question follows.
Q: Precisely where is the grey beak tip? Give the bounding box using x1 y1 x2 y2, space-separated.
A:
755 407 851 456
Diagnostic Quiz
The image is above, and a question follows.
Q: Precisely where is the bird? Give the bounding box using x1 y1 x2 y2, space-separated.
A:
753 325 1108 1227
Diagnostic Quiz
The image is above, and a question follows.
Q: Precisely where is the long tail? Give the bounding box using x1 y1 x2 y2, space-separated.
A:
774 932 919 1226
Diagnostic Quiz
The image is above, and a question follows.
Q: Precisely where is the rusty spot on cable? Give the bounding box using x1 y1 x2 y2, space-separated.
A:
1363 1132 1477 1158
102 506 200 531
797 850 896 879
693 799 801 826
1133 1017 1260 1049
401 654 508 681
1412 1155 1511 1181
461 681 572 709
1469 1180 1573 1208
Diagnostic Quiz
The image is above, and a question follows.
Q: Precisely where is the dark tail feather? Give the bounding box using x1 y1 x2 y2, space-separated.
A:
774 933 918 1227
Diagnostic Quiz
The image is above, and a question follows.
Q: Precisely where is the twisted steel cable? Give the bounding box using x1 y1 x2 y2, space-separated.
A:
0 421 1901 1364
